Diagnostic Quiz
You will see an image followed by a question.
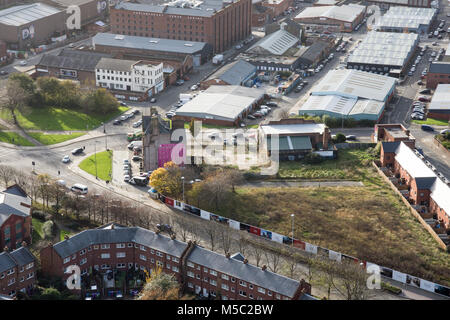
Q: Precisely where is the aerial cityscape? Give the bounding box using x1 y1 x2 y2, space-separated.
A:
0 0 449 305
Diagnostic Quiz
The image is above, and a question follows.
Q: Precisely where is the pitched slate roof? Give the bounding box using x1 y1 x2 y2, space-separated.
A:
381 141 401 153
415 177 437 190
9 247 35 266
95 57 137 72
37 49 111 72
52 226 188 259
217 60 256 85
187 246 301 298
0 186 31 227
0 251 16 273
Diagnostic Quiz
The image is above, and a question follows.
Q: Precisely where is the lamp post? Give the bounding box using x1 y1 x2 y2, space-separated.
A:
94 141 98 180
181 176 185 202
291 214 295 247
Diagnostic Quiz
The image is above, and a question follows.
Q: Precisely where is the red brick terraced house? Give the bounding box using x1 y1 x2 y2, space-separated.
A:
0 185 32 252
380 141 450 231
0 246 36 298
40 224 312 300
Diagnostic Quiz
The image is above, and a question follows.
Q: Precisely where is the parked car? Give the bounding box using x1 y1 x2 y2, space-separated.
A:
71 184 88 194
190 84 198 91
421 124 434 132
71 147 84 155
132 109 140 115
419 89 431 94
132 155 143 162
132 120 142 128
253 112 263 118
113 119 121 125
175 79 184 86
150 97 157 103
247 114 256 120
345 135 357 140
19 60 27 66
62 155 70 163
418 96 430 102
0 70 8 75
119 101 127 106
266 102 278 108
411 113 424 120
440 129 450 135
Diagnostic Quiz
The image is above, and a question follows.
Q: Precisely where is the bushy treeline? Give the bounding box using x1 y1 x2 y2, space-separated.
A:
295 113 376 128
7 73 119 115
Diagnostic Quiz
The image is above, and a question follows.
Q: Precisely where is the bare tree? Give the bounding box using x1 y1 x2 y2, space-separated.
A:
218 224 233 255
236 233 250 257
0 165 14 187
204 221 219 251
249 242 264 267
264 249 282 273
330 260 370 300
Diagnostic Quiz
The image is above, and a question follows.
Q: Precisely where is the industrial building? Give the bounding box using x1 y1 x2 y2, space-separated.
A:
45 0 109 29
297 69 396 122
365 0 432 9
373 7 437 34
293 4 366 32
110 0 252 53
200 59 257 89
0 3 66 50
92 32 212 67
372 123 415 148
427 84 450 121
174 85 266 126
426 62 450 89
346 31 419 76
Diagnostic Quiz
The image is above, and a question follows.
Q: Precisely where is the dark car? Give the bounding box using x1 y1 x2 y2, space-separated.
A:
266 102 278 108
132 156 143 162
0 70 8 75
113 119 121 125
421 124 434 132
345 135 357 140
132 109 140 115
71 147 84 155
419 89 431 94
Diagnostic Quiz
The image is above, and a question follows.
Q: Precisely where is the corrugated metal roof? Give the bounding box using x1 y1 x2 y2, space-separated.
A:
218 60 256 85
0 3 62 26
261 123 326 135
429 84 450 111
96 58 137 72
37 49 111 72
375 7 436 30
93 33 208 55
295 4 365 23
248 29 299 55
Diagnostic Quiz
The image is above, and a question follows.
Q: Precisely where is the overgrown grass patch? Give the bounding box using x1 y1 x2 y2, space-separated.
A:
32 218 45 242
0 131 35 146
412 118 449 126
78 150 113 181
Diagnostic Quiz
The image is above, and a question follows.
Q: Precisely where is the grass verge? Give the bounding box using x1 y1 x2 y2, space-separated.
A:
412 118 449 126
32 218 45 242
0 131 35 146
0 106 128 131
79 150 113 181
27 132 86 145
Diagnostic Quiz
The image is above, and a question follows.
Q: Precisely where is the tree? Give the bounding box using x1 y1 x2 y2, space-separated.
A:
149 161 182 197
204 221 219 252
0 165 15 187
82 88 119 114
39 287 62 300
330 260 370 300
138 267 180 300
334 133 346 143
264 249 281 273
2 76 32 124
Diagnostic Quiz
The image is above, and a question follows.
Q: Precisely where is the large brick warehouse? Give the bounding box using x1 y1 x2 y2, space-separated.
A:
110 0 252 53
40 224 312 300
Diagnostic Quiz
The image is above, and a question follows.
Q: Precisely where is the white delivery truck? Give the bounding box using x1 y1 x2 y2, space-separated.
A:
212 54 224 65
179 93 194 104
127 140 143 150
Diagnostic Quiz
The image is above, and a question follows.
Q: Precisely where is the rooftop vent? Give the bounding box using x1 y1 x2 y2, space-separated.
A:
149 40 159 43
115 35 124 40
184 43 193 47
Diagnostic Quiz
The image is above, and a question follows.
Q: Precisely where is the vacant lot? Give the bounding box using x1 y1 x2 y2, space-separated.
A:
0 106 128 131
79 150 113 181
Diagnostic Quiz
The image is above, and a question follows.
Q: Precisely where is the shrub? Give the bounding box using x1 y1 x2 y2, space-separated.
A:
335 133 346 143
381 282 402 295
304 153 323 164
40 287 62 300
42 220 54 239
32 210 46 221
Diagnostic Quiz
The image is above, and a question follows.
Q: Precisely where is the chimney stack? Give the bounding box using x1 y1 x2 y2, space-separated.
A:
323 127 330 150
243 259 248 264
111 224 115 230
21 241 27 248
4 246 8 252
170 234 176 240
225 252 230 259
262 265 267 271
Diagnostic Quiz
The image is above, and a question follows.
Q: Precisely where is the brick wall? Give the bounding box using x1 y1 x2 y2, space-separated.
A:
0 215 31 252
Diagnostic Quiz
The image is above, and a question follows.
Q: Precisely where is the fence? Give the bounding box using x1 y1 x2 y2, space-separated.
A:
156 191 450 298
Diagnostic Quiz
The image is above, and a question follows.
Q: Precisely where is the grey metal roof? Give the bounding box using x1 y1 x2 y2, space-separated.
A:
381 141 401 153
0 3 62 26
93 33 208 55
299 41 329 64
0 252 16 273
52 227 188 259
9 247 35 266
429 62 450 75
0 186 31 227
218 60 256 85
96 58 137 72
429 84 450 111
38 49 111 72
187 246 300 298
415 177 438 190
248 29 299 55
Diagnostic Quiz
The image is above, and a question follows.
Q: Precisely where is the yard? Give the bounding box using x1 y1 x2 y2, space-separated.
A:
0 131 34 146
0 106 128 131
27 132 86 145
436 133 450 150
32 218 45 243
79 150 113 181
412 118 449 126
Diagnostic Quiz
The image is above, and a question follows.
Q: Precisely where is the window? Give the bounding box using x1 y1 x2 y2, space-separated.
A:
117 252 126 258
210 270 217 276
268 290 272 296
204 277 208 283
187 271 194 278
101 244 110 249
88 246 92 252
20 277 24 283
249 284 253 290
221 274 229 281
116 243 125 248
0 273 5 279
7 278 15 286
128 243 133 248
156 251 163 257
231 277 235 283
196 274 200 280
239 290 246 297
150 249 155 254
150 258 155 263
117 263 126 268
80 258 87 265
172 257 179 263
231 287 235 293
188 282 193 288
101 253 110 259
63 257 70 264
80 249 86 255
7 269 14 275
166 263 171 269
19 266 24 273
101 264 110 269
210 279 217 286
140 254 147 261
258 287 266 294
157 261 163 267
72 254 76 260
140 245 146 251
166 254 171 260
276 294 281 300
172 266 179 273
210 290 216 297
239 280 246 287
221 284 229 291
204 267 208 273
249 294 253 299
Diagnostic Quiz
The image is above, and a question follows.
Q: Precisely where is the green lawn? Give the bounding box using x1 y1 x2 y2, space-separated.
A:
0 106 129 131
27 132 86 145
59 229 72 242
32 218 45 242
79 150 113 181
412 118 449 126
0 131 35 146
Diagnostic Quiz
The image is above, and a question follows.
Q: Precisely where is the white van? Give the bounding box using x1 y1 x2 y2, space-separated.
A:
127 140 143 150
71 184 88 194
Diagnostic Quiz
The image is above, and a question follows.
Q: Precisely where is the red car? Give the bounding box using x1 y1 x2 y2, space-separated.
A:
418 96 430 102
253 112 263 118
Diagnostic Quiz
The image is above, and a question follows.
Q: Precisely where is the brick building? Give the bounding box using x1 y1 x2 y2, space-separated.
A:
109 0 252 53
40 224 312 300
0 246 36 298
427 84 450 121
380 141 450 230
372 123 415 148
366 0 432 9
0 185 32 252
251 3 272 27
426 62 450 90
261 0 293 17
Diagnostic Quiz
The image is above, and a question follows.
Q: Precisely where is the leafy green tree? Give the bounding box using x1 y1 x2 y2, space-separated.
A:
82 88 119 114
39 287 62 300
334 133 346 143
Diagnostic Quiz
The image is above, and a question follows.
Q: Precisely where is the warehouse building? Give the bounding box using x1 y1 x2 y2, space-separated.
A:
426 62 450 89
366 0 432 9
427 84 450 121
293 4 366 32
45 0 109 29
297 69 396 122
110 0 252 53
373 7 437 34
0 3 66 50
347 31 419 76
200 59 257 89
92 32 212 67
174 85 266 126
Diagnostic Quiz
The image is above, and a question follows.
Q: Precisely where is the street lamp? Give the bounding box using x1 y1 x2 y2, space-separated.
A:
94 141 98 180
181 176 185 202
291 214 295 247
